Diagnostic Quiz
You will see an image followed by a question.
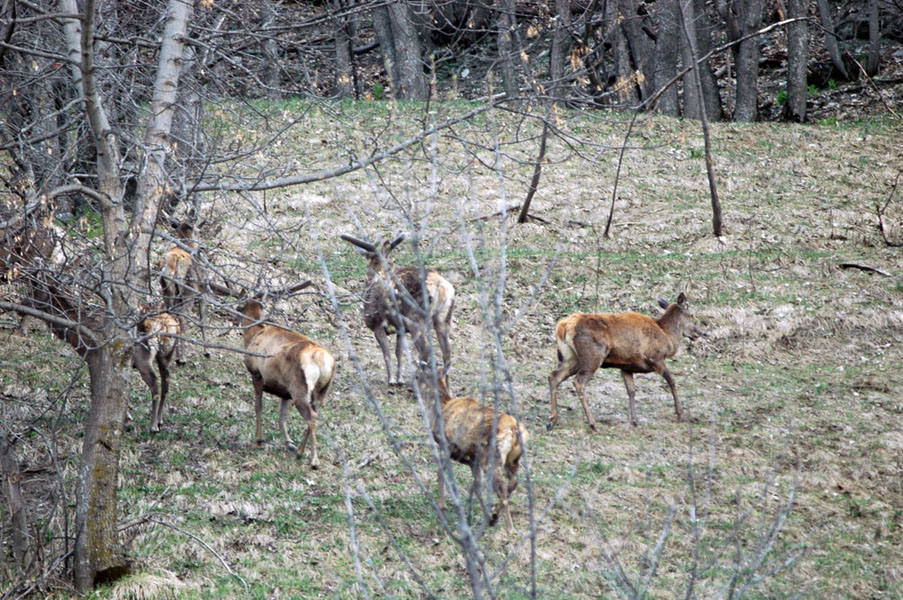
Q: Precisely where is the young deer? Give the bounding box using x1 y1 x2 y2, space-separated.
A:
426 372 529 530
238 293 335 468
340 233 454 387
548 293 703 430
133 308 180 432
159 222 209 363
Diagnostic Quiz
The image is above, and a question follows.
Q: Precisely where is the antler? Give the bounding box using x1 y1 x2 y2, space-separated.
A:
252 279 313 301
385 232 405 252
340 234 376 253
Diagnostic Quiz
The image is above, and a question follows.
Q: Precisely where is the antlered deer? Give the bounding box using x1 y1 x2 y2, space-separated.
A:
133 309 180 432
548 293 702 430
238 287 335 468
426 372 529 530
340 233 454 387
159 222 209 363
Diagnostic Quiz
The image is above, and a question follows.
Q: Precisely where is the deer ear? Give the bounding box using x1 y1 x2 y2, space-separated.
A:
658 297 670 309
676 292 687 305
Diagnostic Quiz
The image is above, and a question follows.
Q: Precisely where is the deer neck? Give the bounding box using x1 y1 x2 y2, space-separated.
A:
657 308 683 340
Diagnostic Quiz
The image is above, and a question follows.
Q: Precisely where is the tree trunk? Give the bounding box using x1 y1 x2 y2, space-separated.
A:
262 0 282 97
387 1 427 100
497 0 519 97
372 5 399 94
133 0 195 289
549 0 572 98
733 0 763 121
652 0 680 116
74 347 133 591
680 0 703 119
618 0 654 100
333 0 355 98
614 14 638 105
1 432 33 572
866 0 880 76
692 0 723 121
783 0 809 122
816 0 849 80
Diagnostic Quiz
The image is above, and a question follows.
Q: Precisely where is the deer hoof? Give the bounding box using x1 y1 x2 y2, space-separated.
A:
256 438 264 447
203 350 212 359
546 419 557 431
588 422 598 432
286 443 297 454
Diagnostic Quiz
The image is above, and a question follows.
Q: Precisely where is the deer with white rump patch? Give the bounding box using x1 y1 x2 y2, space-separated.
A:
422 369 528 530
237 281 335 467
340 233 454 387
548 293 703 430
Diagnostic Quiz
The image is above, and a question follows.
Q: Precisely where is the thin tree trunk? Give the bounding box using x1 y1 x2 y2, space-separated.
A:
816 0 849 80
866 0 880 76
653 0 680 116
518 119 549 223
614 1 638 105
1 432 32 572
783 0 809 122
619 0 654 100
678 1 723 236
133 0 195 288
262 0 281 97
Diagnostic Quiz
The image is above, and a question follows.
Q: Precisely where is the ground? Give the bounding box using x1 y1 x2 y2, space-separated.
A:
1 102 902 598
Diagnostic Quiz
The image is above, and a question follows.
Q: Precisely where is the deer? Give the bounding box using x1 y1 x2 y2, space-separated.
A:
548 292 703 430
132 308 180 432
159 221 209 363
340 233 454 388
236 282 335 468
422 369 529 530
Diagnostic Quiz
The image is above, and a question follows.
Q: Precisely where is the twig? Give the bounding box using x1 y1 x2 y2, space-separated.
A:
838 262 892 277
468 203 522 222
147 518 248 592
876 171 903 247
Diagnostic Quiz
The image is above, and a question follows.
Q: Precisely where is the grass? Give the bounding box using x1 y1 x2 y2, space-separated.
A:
3 100 903 598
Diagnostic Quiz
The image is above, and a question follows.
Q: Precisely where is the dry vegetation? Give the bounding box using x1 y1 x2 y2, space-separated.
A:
2 101 902 598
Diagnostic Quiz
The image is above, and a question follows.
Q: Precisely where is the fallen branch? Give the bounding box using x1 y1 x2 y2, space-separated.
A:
839 262 892 277
148 517 249 592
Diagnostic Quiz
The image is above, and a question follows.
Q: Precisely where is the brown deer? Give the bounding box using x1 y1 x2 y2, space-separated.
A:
237 288 335 468
133 308 180 432
425 371 529 530
340 233 454 387
159 222 209 363
548 293 703 430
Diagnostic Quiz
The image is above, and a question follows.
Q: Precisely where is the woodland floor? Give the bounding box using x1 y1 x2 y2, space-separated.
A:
2 100 903 599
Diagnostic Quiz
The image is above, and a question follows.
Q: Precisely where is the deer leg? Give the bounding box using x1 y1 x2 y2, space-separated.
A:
294 398 319 469
157 355 170 427
437 466 446 510
658 365 682 422
197 295 211 359
621 371 639 427
434 316 452 377
393 329 407 386
372 326 395 386
492 467 513 531
136 356 161 432
252 375 265 446
573 372 599 431
548 360 578 430
279 398 297 453
471 462 491 521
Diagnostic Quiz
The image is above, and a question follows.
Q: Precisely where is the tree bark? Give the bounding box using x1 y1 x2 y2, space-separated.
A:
618 0 654 100
816 0 849 80
680 0 703 119
866 0 880 76
372 5 399 94
653 0 680 116
497 0 519 97
387 1 427 100
262 0 282 97
732 0 763 121
133 0 195 289
549 0 572 98
692 0 724 121
332 0 355 98
783 0 809 122
614 1 638 105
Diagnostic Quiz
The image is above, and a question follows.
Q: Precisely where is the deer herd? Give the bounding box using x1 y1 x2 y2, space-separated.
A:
3 219 704 531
